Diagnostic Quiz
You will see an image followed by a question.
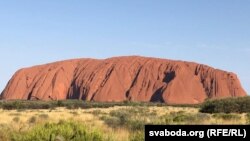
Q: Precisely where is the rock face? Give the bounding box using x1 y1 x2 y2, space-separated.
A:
1 56 247 104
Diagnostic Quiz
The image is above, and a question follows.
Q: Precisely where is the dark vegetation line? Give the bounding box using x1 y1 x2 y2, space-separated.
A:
0 100 199 110
200 96 250 113
0 96 249 113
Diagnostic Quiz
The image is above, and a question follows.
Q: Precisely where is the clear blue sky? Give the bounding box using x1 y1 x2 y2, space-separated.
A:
0 0 249 94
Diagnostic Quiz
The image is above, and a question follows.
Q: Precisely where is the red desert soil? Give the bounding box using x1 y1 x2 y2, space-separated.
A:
1 56 246 104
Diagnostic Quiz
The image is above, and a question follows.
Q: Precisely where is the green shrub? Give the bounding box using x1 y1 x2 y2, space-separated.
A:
57 101 64 107
2 101 22 110
129 131 144 141
212 113 240 120
11 121 106 141
200 97 250 113
38 114 49 120
13 117 20 123
161 112 210 124
173 114 191 123
110 110 129 126
28 116 37 124
101 108 149 131
164 115 173 124
171 113 202 124
128 120 145 131
100 116 121 128
69 111 79 116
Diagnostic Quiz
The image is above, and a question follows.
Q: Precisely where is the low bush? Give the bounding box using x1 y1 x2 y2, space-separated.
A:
12 117 20 123
101 107 152 131
100 116 121 128
28 116 37 124
69 111 79 116
172 114 195 123
162 112 210 124
129 131 144 141
38 114 49 120
11 120 109 141
127 120 145 131
92 110 102 116
200 97 250 113
212 113 240 121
